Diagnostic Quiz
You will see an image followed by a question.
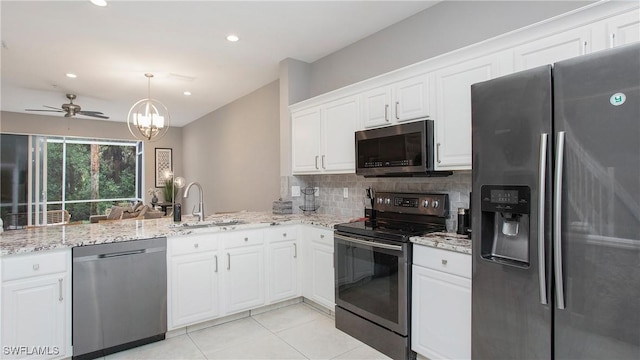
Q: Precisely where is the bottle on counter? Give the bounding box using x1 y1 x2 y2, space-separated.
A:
173 203 182 222
457 208 469 235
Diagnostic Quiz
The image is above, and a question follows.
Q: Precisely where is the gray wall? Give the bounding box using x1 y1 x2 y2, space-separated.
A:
182 81 280 215
307 1 594 97
0 111 183 205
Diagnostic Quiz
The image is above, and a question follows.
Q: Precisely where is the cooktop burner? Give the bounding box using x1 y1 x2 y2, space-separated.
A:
335 219 445 243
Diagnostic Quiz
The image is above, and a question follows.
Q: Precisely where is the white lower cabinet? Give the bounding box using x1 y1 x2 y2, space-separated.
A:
1 249 71 360
412 245 471 360
302 227 335 310
168 234 220 329
265 226 300 303
220 230 265 315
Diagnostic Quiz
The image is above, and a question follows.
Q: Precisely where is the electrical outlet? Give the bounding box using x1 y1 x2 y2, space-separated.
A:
314 187 320 197
291 186 300 197
343 187 349 198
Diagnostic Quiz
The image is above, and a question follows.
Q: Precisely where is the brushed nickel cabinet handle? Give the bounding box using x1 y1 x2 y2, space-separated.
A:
293 243 298 258
315 155 319 169
441 259 448 265
322 155 326 169
384 104 389 122
436 143 442 164
194 243 199 248
58 278 63 302
215 255 218 273
227 253 231 270
395 101 400 119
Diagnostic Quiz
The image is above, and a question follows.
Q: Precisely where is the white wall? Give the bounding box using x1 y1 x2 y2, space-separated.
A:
0 111 183 205
307 0 594 97
181 81 280 215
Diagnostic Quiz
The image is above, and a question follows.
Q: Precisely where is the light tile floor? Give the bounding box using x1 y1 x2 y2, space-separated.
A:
104 303 391 360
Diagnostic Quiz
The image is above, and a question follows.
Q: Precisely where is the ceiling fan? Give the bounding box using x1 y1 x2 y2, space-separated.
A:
26 94 110 119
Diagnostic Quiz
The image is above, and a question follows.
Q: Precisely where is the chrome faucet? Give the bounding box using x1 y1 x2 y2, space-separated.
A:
184 182 205 222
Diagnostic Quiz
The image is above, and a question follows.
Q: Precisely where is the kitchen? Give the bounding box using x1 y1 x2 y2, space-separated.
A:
1 1 639 360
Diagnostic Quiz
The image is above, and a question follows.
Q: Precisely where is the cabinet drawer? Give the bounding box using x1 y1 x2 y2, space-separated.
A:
169 234 218 256
413 245 471 279
265 226 297 243
2 249 69 281
222 230 264 249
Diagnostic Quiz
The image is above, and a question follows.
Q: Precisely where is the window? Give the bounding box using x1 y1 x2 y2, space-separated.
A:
1 134 143 227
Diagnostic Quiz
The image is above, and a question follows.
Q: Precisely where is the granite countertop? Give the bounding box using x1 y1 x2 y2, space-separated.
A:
0 212 353 256
410 232 472 255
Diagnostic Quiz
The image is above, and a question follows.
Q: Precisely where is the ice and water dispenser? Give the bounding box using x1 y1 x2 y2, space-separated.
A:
480 185 531 268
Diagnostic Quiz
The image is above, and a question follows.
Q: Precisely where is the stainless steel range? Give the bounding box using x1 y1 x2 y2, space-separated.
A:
334 192 449 360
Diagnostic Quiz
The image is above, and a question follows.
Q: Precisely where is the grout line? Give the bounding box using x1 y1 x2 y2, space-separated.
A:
185 331 209 360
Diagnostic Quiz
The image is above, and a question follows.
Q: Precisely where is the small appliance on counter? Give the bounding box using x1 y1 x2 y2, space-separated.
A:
333 192 449 360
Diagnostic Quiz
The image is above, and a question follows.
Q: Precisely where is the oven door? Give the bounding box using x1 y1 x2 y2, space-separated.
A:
334 232 410 335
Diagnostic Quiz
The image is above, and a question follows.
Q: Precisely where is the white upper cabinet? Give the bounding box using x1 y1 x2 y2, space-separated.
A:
322 97 359 172
361 74 432 128
292 96 358 174
601 10 640 49
434 53 505 170
291 107 322 173
512 26 592 71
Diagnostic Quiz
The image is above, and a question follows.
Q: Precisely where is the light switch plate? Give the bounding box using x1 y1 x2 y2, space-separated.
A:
314 187 320 197
343 188 349 198
292 186 300 197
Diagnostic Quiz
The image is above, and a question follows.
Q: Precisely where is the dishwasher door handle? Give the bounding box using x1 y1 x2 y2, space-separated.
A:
99 249 146 258
74 246 165 262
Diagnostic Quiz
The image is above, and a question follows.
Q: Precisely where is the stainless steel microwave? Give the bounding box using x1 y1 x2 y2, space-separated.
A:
355 120 452 177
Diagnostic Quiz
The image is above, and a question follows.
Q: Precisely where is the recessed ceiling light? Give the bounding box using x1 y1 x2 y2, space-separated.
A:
66 73 77 78
226 34 240 42
183 91 191 96
90 0 108 7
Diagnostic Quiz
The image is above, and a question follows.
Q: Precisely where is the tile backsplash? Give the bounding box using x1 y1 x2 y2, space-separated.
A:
280 172 471 220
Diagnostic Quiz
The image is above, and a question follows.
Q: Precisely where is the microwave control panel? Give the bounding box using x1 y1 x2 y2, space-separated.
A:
374 192 449 217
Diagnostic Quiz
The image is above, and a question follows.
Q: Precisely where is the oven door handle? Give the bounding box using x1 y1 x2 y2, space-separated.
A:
334 234 403 251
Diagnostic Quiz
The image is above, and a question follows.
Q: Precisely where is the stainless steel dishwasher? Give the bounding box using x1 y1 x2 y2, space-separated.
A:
72 237 167 360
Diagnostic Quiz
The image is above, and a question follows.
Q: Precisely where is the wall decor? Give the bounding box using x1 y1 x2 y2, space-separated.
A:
155 147 173 187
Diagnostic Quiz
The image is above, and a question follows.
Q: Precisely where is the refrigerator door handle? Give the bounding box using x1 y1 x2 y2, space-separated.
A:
538 133 548 305
554 131 566 309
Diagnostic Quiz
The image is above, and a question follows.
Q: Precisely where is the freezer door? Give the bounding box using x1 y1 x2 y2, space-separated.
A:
471 65 553 359
553 43 640 359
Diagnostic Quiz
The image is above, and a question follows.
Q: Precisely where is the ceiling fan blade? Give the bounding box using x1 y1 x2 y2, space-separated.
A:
82 113 110 119
26 109 64 112
78 110 105 115
43 105 63 110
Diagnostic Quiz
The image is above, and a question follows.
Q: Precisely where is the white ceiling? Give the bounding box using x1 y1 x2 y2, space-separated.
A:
1 1 438 127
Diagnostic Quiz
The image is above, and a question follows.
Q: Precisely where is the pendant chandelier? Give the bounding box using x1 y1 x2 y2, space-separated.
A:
127 73 170 141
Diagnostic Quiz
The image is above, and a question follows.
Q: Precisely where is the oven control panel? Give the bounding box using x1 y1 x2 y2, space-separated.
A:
374 192 449 217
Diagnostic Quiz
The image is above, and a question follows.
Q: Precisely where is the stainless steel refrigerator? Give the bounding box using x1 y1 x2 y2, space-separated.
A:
471 43 640 359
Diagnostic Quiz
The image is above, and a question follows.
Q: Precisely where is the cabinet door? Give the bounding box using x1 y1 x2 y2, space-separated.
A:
2 274 68 359
268 239 298 303
393 74 432 122
222 245 265 314
322 96 358 172
292 107 322 174
435 54 500 170
412 265 471 360
361 86 392 128
306 228 335 309
513 26 592 71
169 251 219 329
606 10 640 48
